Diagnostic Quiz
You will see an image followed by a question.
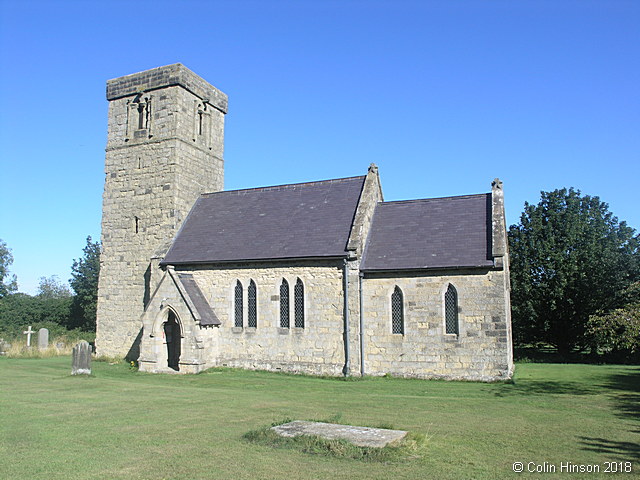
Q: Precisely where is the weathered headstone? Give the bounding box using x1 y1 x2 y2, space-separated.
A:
0 339 7 356
38 328 49 350
272 421 408 448
72 341 92 375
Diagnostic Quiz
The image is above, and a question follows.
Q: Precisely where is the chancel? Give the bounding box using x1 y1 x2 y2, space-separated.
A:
95 64 513 380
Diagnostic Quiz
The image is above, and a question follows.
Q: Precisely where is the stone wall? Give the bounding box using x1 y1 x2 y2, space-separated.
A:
360 269 512 381
96 66 227 358
138 259 512 380
138 269 218 374
188 261 348 375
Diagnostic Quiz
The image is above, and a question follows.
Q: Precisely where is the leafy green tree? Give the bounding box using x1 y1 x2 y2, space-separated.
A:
508 188 640 354
69 237 101 331
37 275 72 299
0 293 73 337
0 239 18 297
586 282 640 362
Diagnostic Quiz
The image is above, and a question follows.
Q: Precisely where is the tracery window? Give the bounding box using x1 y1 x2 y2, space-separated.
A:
234 281 243 328
248 280 257 328
445 284 459 335
280 279 290 328
294 278 304 328
391 286 404 335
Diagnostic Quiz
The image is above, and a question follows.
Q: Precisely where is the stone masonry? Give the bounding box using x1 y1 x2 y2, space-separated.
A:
139 261 348 374
99 65 513 380
96 64 227 358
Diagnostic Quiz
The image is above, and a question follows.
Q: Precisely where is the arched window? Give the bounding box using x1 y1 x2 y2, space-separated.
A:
445 284 459 335
234 281 243 328
294 278 305 328
280 279 290 328
391 286 404 334
248 280 257 328
137 102 146 129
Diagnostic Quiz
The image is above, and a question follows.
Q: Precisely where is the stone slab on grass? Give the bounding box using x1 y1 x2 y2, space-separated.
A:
272 421 407 448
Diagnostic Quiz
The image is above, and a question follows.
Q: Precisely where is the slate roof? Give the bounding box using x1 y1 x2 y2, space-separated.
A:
176 273 221 326
361 193 494 271
162 176 366 265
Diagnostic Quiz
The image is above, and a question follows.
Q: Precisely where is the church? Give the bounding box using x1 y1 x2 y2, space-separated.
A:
95 64 513 381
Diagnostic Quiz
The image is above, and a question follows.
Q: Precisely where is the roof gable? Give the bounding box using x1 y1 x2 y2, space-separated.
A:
361 193 494 271
162 176 366 265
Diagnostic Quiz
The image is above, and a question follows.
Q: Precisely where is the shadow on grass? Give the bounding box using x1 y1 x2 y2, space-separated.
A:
577 369 640 461
600 370 640 431
578 436 640 461
491 380 601 397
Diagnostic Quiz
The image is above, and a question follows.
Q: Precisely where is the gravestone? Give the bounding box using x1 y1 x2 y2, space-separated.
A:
271 421 408 448
23 325 35 347
38 328 49 350
0 339 7 356
72 341 92 375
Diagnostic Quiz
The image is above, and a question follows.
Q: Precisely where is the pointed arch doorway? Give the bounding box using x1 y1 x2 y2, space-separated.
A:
164 310 182 371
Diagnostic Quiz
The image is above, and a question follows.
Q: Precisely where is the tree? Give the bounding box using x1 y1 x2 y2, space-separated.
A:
0 239 18 297
508 188 640 354
0 292 73 337
69 237 101 331
37 275 72 299
586 282 640 362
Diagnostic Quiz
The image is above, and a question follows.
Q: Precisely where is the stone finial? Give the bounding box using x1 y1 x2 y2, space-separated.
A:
492 178 503 190
368 163 378 173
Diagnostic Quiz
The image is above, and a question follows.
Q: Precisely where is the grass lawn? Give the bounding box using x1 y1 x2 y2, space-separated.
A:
0 358 638 480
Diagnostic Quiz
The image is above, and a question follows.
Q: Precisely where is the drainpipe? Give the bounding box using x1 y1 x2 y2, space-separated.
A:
343 259 350 377
359 272 365 377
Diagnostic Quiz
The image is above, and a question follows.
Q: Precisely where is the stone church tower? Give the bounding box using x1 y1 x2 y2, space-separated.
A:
95 64 228 358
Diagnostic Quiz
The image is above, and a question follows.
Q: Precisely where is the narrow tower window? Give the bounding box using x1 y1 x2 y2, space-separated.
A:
280 279 290 328
294 278 305 328
137 102 146 130
248 280 257 328
391 286 404 334
198 111 204 135
234 281 243 328
134 216 139 234
445 284 459 335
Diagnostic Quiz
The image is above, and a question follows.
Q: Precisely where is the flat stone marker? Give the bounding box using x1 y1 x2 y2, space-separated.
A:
271 421 407 448
72 341 92 375
38 328 49 350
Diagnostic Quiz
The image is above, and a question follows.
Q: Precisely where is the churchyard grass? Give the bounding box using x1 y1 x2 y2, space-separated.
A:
0 358 637 480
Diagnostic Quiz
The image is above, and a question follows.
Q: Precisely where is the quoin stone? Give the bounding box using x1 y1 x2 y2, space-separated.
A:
96 64 513 380
38 328 49 350
72 341 92 375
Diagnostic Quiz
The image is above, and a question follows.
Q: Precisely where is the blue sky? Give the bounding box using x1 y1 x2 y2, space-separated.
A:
0 0 638 294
